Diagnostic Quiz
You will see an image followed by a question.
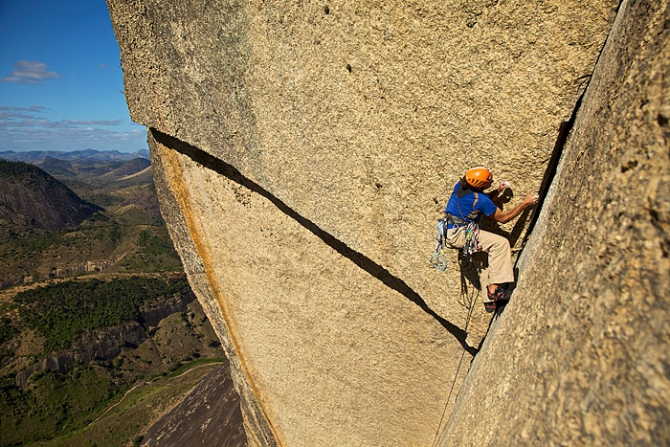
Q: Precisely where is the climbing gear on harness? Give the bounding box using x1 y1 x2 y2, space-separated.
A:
465 167 493 189
440 188 483 261
430 219 449 271
433 175 487 270
462 221 481 257
453 185 482 259
444 212 466 229
440 217 481 260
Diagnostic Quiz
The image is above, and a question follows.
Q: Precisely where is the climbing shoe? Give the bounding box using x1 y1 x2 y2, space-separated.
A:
487 287 512 303
484 301 497 313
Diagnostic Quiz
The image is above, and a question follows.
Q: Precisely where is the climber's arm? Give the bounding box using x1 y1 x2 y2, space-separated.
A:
491 193 539 224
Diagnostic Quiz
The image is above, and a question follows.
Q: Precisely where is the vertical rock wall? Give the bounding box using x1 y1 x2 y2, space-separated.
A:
442 0 670 445
149 133 469 446
107 0 621 445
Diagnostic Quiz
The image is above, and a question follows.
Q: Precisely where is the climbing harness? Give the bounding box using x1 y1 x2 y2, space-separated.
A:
431 187 483 270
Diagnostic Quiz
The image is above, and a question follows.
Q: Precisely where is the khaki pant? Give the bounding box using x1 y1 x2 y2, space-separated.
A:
446 227 515 302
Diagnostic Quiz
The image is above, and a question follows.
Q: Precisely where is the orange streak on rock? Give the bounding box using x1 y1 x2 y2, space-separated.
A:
159 145 284 447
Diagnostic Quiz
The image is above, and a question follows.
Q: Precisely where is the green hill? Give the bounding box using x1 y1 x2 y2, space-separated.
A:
0 155 180 289
110 157 151 177
0 160 101 232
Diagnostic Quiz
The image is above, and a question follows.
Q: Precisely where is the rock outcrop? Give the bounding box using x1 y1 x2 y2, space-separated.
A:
13 289 197 389
141 361 247 447
106 0 668 445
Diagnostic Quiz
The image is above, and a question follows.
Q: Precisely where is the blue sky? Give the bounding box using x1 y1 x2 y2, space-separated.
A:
0 0 147 153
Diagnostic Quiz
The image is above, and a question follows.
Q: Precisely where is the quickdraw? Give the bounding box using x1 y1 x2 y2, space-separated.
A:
462 221 481 258
456 189 481 260
430 219 449 271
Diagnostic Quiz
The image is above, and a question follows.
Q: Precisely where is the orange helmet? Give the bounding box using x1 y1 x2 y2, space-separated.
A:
465 167 493 189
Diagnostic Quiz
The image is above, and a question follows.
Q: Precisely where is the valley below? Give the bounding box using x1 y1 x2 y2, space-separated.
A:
0 151 244 447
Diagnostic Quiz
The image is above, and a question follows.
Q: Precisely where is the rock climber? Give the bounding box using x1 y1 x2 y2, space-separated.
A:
444 166 538 312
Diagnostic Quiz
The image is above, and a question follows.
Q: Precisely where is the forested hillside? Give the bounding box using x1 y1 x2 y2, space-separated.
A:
0 158 179 288
0 152 234 447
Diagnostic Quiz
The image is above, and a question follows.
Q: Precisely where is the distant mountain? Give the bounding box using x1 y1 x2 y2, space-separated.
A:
37 157 126 181
0 160 101 232
111 157 151 177
38 156 76 176
0 148 150 163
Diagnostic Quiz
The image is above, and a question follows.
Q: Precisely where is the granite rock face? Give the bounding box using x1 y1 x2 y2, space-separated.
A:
105 0 634 445
443 0 670 445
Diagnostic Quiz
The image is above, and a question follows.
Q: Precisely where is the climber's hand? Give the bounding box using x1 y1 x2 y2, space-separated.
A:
497 181 511 193
523 193 539 207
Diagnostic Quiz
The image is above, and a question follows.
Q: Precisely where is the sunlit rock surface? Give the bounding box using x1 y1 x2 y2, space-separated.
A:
100 0 669 445
442 0 670 445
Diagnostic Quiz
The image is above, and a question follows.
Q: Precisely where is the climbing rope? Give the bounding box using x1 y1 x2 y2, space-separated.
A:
429 194 482 445
430 279 478 447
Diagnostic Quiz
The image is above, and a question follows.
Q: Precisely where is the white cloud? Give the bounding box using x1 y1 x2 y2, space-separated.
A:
62 119 123 126
0 105 46 112
1 60 62 85
0 106 146 152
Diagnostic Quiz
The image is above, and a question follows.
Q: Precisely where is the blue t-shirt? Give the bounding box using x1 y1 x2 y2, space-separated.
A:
444 181 498 226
